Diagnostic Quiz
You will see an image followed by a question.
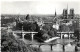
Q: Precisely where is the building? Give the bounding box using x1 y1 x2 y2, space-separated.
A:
63 9 68 19
70 8 74 19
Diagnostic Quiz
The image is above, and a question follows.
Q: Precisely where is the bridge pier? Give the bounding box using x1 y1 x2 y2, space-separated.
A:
39 44 41 48
50 44 53 51
22 33 25 41
61 32 63 39
69 32 70 39
31 33 35 42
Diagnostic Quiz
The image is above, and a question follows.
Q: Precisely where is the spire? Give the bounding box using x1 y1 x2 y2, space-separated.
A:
54 9 56 16
67 4 68 11
67 4 68 19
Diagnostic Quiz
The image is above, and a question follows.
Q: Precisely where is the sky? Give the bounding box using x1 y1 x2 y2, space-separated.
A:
1 1 80 14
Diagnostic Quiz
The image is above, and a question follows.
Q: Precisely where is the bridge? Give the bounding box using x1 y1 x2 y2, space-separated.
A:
13 31 38 41
25 41 77 52
57 31 74 39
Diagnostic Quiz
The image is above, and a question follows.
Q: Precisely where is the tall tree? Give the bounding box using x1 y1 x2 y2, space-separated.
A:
74 29 79 42
26 14 29 20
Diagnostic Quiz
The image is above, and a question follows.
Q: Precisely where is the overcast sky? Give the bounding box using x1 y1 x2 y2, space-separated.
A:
1 1 80 14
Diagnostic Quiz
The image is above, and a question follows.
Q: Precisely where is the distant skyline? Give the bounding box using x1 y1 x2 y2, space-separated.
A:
1 1 80 14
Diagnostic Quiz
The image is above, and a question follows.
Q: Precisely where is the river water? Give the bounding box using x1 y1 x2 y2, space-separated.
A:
13 33 77 52
22 38 76 52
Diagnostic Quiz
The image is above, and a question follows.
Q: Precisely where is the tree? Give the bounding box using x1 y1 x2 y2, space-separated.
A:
16 21 40 32
26 14 29 20
59 24 70 32
74 29 79 42
42 24 51 31
48 30 55 37
42 33 50 40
